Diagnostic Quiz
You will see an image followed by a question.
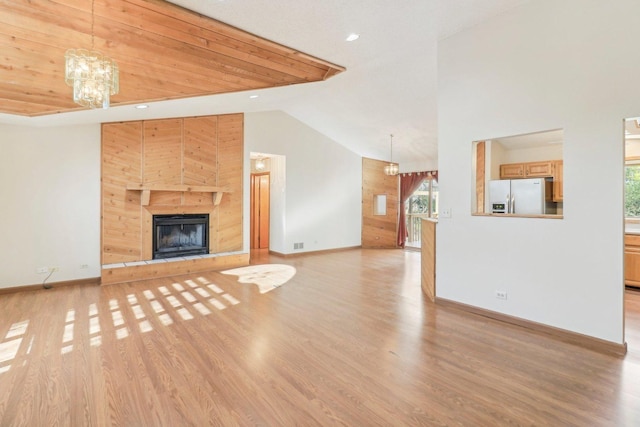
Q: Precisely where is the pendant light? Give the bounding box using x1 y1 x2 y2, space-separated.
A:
64 0 119 109
384 134 399 176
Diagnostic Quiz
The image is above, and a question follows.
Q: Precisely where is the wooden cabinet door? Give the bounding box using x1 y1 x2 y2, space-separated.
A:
500 163 525 179
625 247 640 288
625 234 640 288
552 160 563 202
525 161 553 177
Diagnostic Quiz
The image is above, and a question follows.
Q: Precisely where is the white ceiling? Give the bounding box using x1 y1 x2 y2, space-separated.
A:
0 0 529 169
493 129 564 149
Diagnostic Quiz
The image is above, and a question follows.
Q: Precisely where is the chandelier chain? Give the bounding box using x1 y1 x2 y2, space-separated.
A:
383 133 399 176
91 0 95 49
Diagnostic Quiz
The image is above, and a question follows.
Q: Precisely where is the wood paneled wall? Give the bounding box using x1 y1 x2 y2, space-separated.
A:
361 158 399 248
101 114 243 265
217 115 244 253
102 121 144 263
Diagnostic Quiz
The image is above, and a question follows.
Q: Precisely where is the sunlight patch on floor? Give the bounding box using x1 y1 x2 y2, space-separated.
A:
2 272 243 372
207 284 223 294
221 264 296 294
209 298 226 310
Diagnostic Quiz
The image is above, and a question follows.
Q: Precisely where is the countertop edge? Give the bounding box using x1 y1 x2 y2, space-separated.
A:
472 213 563 219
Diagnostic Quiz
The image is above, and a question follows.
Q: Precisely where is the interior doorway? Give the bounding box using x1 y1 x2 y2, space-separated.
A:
250 153 271 250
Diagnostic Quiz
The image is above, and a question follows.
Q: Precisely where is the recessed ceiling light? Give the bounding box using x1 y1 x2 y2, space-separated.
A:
249 95 259 99
346 33 360 42
135 104 149 109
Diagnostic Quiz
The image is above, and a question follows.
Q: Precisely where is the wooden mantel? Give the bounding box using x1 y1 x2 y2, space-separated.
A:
126 184 229 206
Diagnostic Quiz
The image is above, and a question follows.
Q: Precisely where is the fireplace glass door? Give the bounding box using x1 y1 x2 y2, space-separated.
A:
153 214 209 259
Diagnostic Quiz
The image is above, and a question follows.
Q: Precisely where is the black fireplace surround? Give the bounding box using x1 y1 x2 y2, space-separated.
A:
153 214 209 259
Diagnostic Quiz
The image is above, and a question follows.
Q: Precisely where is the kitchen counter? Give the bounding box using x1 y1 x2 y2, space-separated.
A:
626 219 640 234
473 213 563 219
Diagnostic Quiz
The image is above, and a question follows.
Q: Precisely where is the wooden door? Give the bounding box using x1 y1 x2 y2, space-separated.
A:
250 173 270 249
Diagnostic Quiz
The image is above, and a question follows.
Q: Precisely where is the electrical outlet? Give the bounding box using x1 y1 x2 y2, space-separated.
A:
293 242 304 250
36 267 48 274
495 290 507 300
80 264 89 269
441 208 452 218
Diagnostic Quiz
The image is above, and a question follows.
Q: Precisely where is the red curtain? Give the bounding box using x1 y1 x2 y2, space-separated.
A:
397 171 438 247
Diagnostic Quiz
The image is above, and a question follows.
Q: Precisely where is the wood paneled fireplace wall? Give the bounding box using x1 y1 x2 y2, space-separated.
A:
101 114 245 283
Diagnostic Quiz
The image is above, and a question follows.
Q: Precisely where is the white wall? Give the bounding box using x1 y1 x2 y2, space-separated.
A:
245 111 362 254
488 140 506 180
267 154 287 252
437 0 640 344
501 143 563 164
0 123 101 289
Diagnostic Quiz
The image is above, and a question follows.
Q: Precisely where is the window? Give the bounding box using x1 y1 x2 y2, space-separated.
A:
625 162 640 217
406 179 439 218
407 181 430 214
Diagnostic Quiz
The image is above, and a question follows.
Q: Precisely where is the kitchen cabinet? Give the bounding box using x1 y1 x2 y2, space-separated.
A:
525 161 553 177
499 160 562 201
625 234 640 288
499 163 525 179
552 160 563 202
500 161 553 179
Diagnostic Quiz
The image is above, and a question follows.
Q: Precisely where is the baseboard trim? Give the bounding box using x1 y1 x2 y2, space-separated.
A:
269 245 362 258
435 297 628 356
0 277 101 295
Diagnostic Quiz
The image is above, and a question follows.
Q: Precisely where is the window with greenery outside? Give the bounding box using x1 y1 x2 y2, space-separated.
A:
625 164 640 217
407 180 430 214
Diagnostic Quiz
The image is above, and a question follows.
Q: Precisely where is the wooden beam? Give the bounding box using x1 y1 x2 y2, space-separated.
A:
476 141 486 213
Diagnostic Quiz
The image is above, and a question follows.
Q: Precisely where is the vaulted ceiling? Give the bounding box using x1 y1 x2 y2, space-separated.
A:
0 0 530 168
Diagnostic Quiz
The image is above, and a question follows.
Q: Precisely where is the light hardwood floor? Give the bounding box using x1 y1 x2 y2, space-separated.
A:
0 249 639 425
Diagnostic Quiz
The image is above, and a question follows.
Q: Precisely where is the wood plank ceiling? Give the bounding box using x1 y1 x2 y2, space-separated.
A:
0 0 345 116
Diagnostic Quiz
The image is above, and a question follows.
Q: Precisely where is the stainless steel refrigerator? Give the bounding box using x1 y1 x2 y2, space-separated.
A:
489 178 555 215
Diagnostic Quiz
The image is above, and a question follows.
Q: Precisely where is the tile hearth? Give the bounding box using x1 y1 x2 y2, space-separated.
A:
102 252 244 270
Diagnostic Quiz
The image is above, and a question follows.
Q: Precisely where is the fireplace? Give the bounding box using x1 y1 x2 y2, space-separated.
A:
153 214 209 259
